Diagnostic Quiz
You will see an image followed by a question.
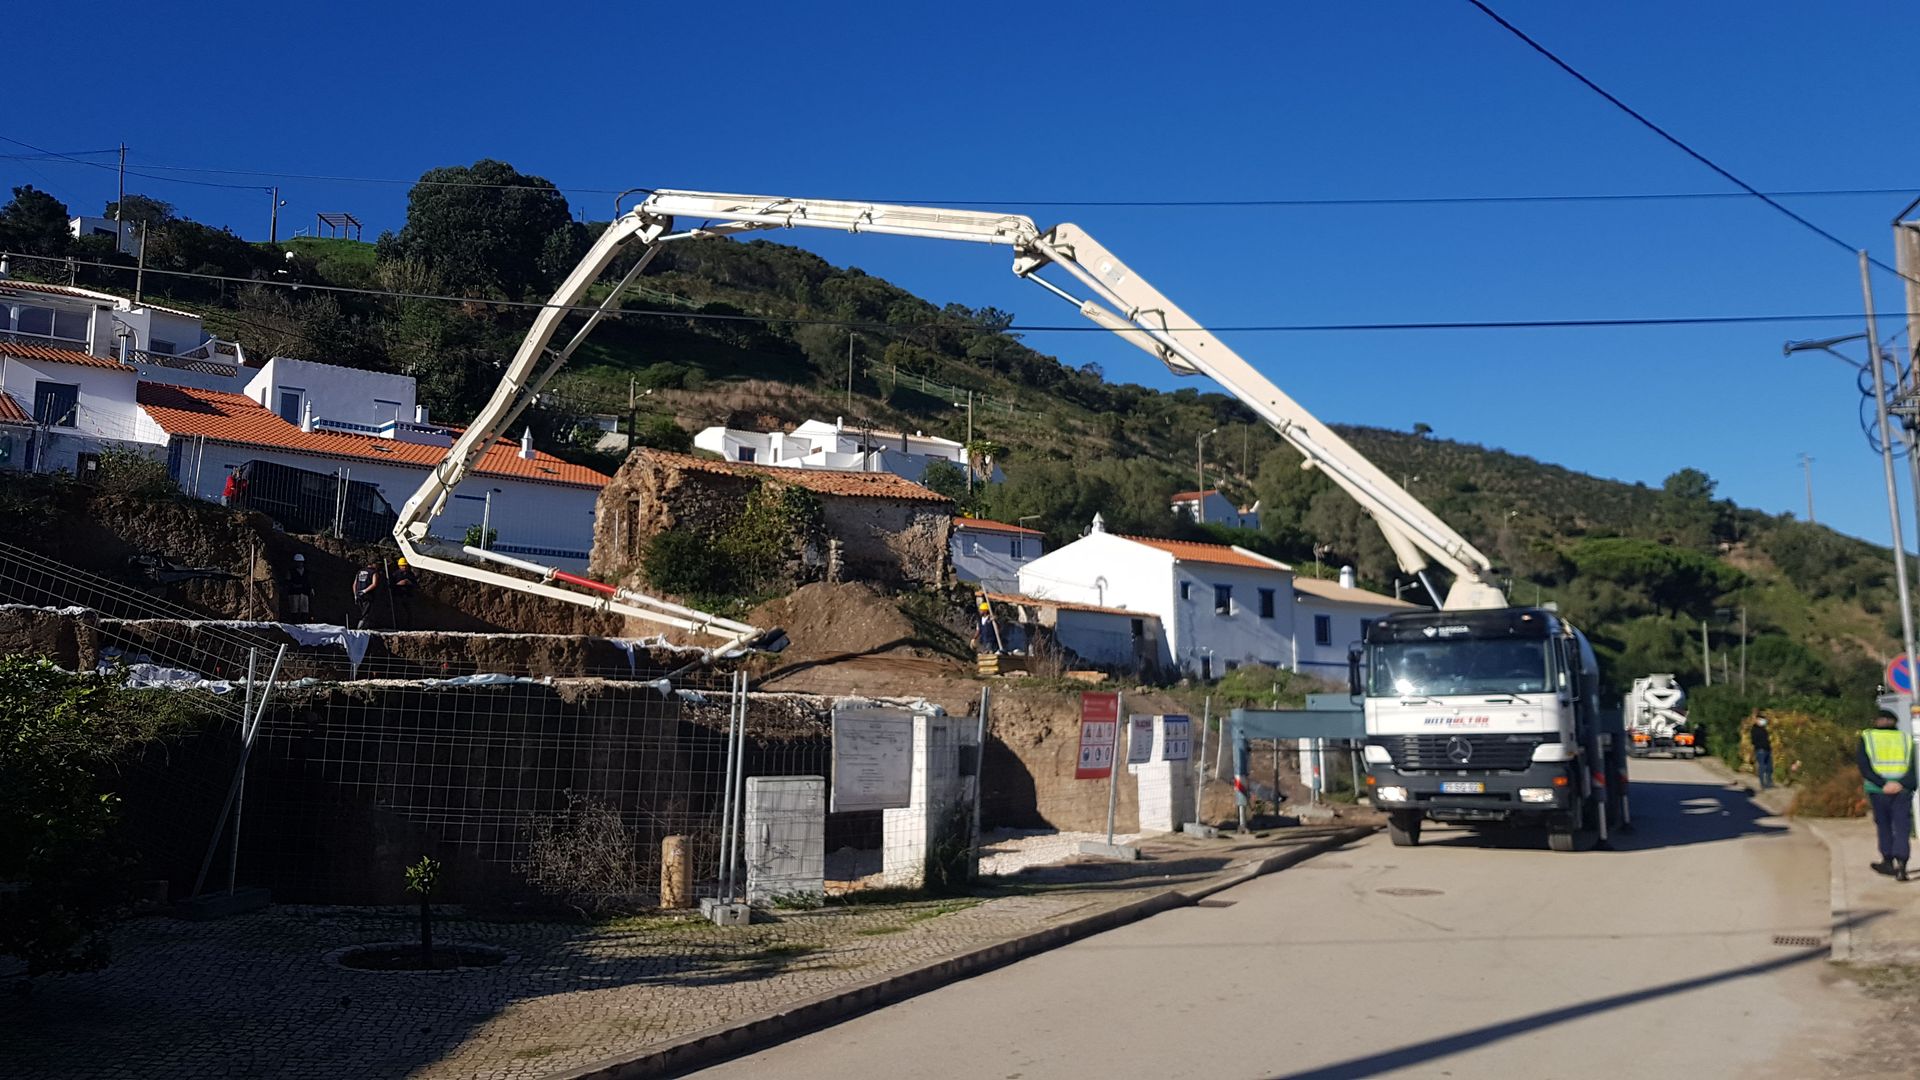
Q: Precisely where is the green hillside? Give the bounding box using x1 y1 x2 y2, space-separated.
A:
0 166 1900 702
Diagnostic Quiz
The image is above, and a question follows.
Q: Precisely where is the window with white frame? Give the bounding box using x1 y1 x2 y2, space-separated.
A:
1214 584 1233 615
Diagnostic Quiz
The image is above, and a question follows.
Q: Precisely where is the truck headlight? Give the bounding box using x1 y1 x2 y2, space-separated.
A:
1519 787 1558 803
1363 744 1393 765
1531 743 1577 763
1375 786 1409 803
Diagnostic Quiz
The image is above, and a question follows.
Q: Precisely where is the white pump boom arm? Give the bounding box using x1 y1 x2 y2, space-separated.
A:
395 191 1505 637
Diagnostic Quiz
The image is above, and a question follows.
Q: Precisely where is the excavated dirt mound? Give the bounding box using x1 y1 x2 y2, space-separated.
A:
749 582 925 662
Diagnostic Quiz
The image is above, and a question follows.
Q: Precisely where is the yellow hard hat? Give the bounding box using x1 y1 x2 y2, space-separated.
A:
396 557 408 567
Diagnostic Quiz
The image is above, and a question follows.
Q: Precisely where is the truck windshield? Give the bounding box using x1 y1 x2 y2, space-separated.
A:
1369 638 1552 697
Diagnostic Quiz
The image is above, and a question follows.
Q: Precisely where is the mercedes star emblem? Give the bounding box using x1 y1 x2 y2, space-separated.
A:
1446 736 1473 765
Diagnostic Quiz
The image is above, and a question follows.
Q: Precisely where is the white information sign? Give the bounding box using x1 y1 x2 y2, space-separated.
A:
831 708 915 813
1127 715 1155 765
1162 715 1192 761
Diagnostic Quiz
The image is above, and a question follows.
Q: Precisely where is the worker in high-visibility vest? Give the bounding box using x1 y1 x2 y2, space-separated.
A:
1859 709 1918 881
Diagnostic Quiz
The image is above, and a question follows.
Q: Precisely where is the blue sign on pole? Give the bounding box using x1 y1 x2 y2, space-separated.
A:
1888 654 1914 695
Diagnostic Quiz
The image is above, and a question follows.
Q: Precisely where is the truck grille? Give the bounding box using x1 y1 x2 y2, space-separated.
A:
1377 734 1544 771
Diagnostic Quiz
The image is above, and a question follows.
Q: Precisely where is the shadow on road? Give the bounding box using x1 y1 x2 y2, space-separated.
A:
1417 778 1785 853
1268 910 1884 1080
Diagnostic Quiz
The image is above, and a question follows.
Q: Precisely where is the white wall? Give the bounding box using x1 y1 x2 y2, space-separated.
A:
170 440 599 569
1167 560 1296 676
245 357 417 430
1020 532 1294 678
1293 597 1407 675
0 355 151 473
951 527 1043 588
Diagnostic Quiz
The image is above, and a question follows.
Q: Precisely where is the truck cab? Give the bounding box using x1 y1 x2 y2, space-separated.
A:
1358 607 1627 851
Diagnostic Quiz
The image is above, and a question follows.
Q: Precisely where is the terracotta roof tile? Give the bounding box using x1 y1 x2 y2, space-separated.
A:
0 341 132 371
0 392 30 425
1291 576 1420 608
1117 534 1292 571
1170 488 1219 502
136 383 608 490
639 449 950 503
985 592 1158 620
955 517 1043 536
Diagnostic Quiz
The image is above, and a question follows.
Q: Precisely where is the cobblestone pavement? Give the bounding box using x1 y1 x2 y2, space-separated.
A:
0 829 1347 1080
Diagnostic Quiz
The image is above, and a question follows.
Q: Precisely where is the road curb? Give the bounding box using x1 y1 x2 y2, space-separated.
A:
544 825 1374 1080
1804 821 1856 964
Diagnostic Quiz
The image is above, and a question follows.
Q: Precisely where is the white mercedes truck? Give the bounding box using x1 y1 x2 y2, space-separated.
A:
1356 607 1628 851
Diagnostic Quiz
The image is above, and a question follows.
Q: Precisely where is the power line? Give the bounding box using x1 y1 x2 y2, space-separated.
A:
6 142 1918 209
0 135 273 193
1464 0 1920 287
2 249 1906 335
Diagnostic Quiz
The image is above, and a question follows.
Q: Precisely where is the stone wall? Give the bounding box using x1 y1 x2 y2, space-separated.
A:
819 498 951 588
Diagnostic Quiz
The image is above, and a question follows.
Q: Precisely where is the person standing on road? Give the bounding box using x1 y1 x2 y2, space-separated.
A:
1859 709 1917 881
281 554 313 624
351 563 382 630
1751 715 1774 790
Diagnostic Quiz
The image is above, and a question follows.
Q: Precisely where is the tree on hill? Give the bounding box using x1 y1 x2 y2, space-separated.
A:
102 194 175 227
1567 536 1743 618
0 186 72 259
376 160 583 300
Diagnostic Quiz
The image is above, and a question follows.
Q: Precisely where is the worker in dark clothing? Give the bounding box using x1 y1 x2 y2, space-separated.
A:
389 557 419 629
1859 709 1917 881
281 554 313 624
351 564 382 630
1751 715 1773 790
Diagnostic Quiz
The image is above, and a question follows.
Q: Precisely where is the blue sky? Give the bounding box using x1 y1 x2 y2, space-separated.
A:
8 1 1920 546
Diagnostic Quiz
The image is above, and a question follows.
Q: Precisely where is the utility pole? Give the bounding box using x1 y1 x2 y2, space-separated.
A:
628 376 637 447
845 332 855 413
1701 619 1711 687
134 224 147 304
1196 428 1218 524
269 186 283 244
115 143 126 251
964 389 974 494
1863 250 1918 755
1739 605 1748 694
1799 453 1815 523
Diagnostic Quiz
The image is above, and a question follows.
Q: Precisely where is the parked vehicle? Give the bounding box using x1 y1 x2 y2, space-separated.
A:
1624 674 1698 757
237 459 395 543
1357 607 1629 852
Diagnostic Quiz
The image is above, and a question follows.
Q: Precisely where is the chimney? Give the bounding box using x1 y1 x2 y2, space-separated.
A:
414 405 429 425
1339 565 1355 590
520 427 535 460
835 416 844 431
300 401 314 433
1089 512 1107 534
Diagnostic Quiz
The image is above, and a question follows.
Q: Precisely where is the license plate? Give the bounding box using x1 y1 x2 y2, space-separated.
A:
1440 781 1485 794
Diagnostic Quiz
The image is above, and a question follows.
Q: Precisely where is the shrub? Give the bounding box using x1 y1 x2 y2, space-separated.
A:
518 794 643 916
92 448 176 501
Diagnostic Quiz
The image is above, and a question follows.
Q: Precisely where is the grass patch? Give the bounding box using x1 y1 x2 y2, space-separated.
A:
597 912 702 933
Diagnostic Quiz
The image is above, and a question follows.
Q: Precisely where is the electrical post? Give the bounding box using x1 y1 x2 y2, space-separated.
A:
115 143 126 252
845 332 855 413
1800 453 1815 523
1701 620 1711 687
1862 251 1920 773
269 186 282 245
1103 690 1125 847
1196 428 1218 523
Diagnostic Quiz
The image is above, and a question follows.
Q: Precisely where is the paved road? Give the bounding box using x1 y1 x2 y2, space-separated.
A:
692 758 1882 1080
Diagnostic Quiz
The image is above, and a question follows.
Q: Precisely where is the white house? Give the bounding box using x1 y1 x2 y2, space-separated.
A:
0 277 234 367
1170 488 1260 530
1290 567 1422 675
951 517 1044 591
1017 518 1295 679
68 216 139 256
984 592 1165 671
138 383 608 569
243 355 420 431
695 416 1002 485
0 341 166 476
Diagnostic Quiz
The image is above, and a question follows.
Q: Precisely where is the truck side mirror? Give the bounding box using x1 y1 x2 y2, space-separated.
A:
1347 648 1364 697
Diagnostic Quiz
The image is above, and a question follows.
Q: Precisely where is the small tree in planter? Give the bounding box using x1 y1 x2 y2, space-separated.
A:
404 856 441 968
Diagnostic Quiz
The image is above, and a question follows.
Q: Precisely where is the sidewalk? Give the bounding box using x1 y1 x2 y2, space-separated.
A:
1808 817 1920 966
0 826 1366 1080
1694 753 1920 966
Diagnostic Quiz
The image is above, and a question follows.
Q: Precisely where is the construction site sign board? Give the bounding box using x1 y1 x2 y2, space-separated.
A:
1162 715 1192 761
830 707 915 812
1127 715 1155 765
1075 692 1120 779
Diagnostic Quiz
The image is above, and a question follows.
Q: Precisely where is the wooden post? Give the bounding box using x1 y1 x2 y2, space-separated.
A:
660 835 692 908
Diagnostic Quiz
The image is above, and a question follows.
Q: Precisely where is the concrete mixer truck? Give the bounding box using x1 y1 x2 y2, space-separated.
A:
1624 674 1698 758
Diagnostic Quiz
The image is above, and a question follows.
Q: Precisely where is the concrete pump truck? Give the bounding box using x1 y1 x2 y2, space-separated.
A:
391 190 1625 851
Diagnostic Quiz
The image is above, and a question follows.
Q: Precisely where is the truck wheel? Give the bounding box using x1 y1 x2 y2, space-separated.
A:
1387 812 1421 847
1548 828 1577 852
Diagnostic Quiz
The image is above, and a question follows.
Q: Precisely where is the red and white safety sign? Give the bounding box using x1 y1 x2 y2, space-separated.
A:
1075 692 1120 779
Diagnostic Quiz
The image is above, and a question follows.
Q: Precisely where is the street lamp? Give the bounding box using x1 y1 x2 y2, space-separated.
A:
1196 428 1219 523
951 392 975 493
